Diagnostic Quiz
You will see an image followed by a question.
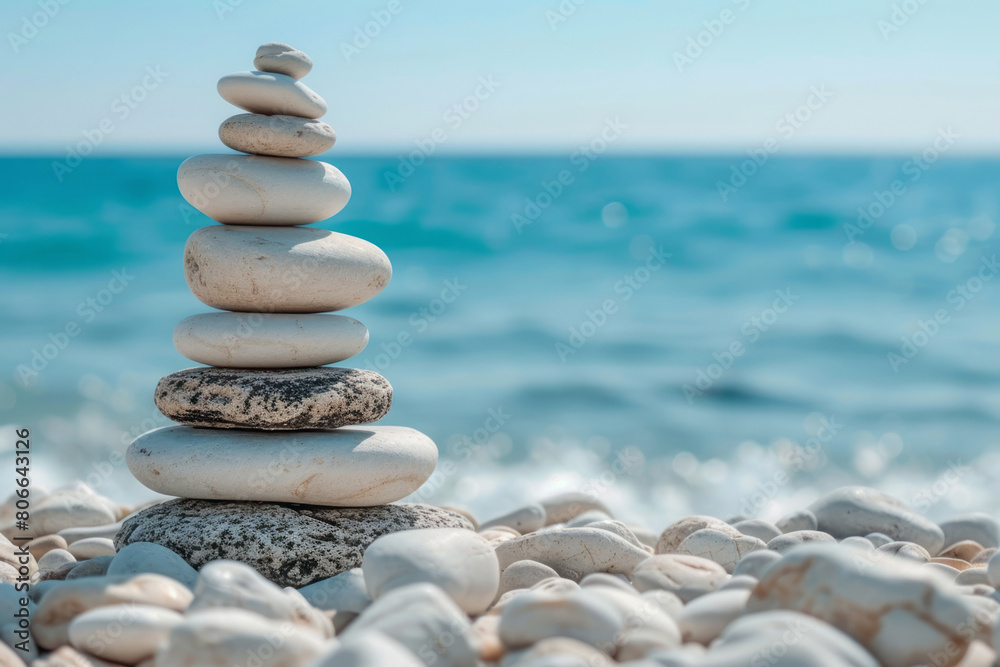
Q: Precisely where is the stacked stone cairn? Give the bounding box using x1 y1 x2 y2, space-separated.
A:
117 42 471 587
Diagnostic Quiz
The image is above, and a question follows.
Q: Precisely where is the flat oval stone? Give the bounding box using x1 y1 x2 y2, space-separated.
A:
254 42 313 80
495 528 650 582
173 312 368 368
115 500 475 587
177 154 350 225
219 113 335 157
184 226 391 313
127 425 436 506
217 71 326 118
153 367 391 430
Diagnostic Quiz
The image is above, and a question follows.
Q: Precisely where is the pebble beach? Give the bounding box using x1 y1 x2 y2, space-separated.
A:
4 38 1000 667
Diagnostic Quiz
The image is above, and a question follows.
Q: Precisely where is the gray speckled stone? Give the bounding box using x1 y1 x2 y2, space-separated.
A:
154 366 391 430
114 499 474 587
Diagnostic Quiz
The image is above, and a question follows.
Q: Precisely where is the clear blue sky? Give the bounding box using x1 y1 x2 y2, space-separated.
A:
1 0 997 154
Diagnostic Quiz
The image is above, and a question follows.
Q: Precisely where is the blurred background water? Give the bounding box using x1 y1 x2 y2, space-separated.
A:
3 153 1000 526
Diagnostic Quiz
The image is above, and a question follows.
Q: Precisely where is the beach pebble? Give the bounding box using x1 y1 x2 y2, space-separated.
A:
775 508 818 533
955 567 991 587
940 540 985 561
504 637 614 667
656 516 741 554
677 528 766 573
362 528 499 615
33 574 192 650
312 630 423 667
481 503 546 534
57 522 123 546
579 572 635 594
865 531 893 547
539 493 610 526
767 529 836 553
345 583 479 667
65 555 113 580
972 547 996 564
38 549 76 573
732 519 781 543
298 568 371 613
0 537 36 581
153 366 391 430
27 535 68 561
218 71 326 117
128 424 435 506
441 505 478 530
220 112 334 158
925 562 961 579
940 513 1000 550
986 551 1000 587
747 543 979 666
809 486 946 554
586 520 647 550
480 527 520 549
177 154 349 225
495 527 649 581
31 484 119 536
708 610 879 667
173 311 367 368
718 575 755 592
840 536 875 551
565 510 613 527
730 548 782 579
190 560 332 638
107 542 198 590
586 585 681 652
116 499 472 587
496 560 559 599
877 541 931 563
68 604 182 663
253 41 313 80
499 589 623 654
67 538 115 560
159 608 326 666
0 641 24 667
627 523 659 549
678 588 751 645
184 225 390 313
631 554 729 602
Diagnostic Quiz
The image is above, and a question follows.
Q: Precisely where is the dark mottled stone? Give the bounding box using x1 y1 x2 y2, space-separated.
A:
154 366 392 430
114 499 475 587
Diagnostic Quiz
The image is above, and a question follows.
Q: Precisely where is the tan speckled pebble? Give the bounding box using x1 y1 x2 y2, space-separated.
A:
495 527 650 581
677 528 766 573
656 516 741 554
219 113 335 157
183 225 390 313
68 604 182 664
496 560 560 600
27 535 68 561
498 589 623 654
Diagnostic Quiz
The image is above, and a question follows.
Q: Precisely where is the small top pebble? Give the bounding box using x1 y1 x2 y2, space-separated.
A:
254 42 313 80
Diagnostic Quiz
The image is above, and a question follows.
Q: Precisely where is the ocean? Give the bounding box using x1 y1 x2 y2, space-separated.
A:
3 154 1000 528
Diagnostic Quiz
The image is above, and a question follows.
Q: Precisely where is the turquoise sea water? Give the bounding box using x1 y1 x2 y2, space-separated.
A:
2 154 1000 524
